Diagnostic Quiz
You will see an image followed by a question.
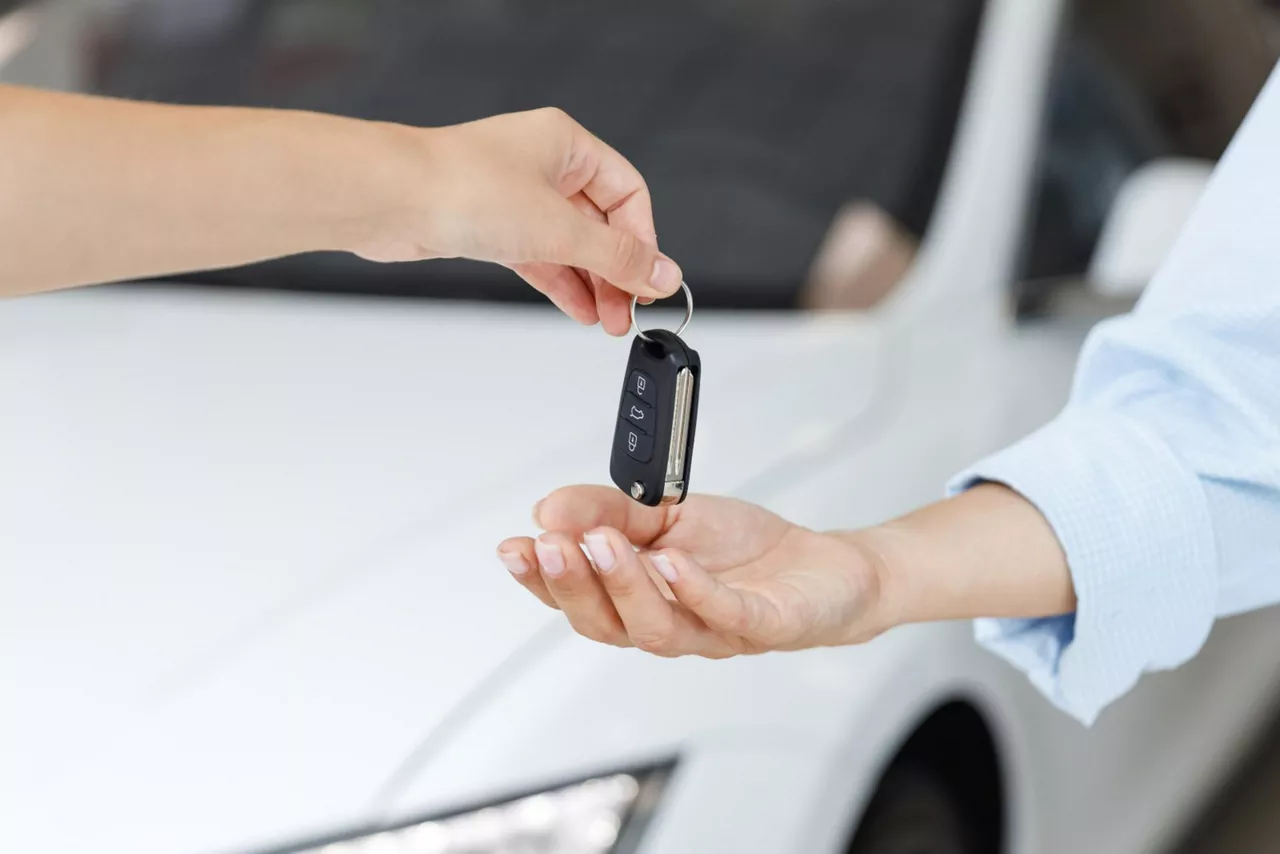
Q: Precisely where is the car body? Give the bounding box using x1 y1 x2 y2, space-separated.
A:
5 1 1280 853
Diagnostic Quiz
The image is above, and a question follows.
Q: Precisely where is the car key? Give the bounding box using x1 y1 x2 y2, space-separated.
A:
610 283 701 506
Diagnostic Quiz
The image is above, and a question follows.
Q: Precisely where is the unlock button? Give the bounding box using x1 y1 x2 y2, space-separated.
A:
622 393 654 434
620 419 654 463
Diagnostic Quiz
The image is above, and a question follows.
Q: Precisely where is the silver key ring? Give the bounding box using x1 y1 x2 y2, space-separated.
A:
630 281 693 341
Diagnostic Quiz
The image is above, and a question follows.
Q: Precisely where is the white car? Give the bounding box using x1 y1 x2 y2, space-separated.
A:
5 1 1280 853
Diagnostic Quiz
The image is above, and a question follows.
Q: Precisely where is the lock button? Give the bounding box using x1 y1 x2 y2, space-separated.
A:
622 393 654 434
620 420 654 463
628 370 657 406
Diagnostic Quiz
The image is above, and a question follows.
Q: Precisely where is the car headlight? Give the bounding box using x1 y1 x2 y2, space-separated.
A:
292 766 672 854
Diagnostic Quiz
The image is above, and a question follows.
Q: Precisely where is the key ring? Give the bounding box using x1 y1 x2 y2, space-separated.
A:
630 281 693 341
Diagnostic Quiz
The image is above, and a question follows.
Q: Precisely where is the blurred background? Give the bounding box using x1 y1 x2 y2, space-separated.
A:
6 1 1280 853
3 0 1277 314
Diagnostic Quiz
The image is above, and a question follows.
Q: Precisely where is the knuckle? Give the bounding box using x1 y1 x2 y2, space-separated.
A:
675 582 706 609
547 579 588 603
630 622 679 656
536 105 571 125
598 572 641 597
713 604 753 637
570 616 619 645
533 106 582 146
684 589 744 634
731 610 756 637
629 179 654 213
736 637 769 656
601 628 633 648
631 632 675 656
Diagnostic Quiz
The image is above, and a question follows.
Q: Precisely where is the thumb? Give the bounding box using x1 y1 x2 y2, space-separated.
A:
552 214 683 299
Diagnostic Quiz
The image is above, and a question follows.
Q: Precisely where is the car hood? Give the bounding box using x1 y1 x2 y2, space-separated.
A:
0 286 885 854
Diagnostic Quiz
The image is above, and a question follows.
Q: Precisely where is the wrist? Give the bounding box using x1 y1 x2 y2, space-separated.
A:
263 111 443 258
836 486 1076 636
829 526 911 642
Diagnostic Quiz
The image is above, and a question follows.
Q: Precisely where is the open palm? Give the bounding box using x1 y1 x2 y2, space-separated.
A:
497 486 884 657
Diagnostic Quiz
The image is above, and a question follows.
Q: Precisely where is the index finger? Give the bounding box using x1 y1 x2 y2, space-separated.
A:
584 527 737 659
534 485 673 545
566 191 632 337
555 123 658 246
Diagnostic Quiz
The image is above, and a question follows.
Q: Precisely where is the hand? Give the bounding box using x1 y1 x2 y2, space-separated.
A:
351 108 682 336
0 90 682 302
496 486 887 657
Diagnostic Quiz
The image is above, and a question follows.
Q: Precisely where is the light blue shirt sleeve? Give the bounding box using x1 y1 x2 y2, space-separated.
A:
948 64 1280 725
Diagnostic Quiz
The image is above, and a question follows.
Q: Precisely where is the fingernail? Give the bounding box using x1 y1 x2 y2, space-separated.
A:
649 256 681 295
584 532 616 573
498 550 529 576
651 553 679 584
531 500 544 527
535 538 566 577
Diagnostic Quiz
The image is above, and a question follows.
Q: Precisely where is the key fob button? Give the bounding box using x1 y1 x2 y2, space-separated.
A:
622 393 654 434
628 370 657 406
620 420 654 463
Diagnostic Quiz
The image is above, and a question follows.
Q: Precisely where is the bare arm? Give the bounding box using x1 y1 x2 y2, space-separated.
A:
0 87 681 334
853 483 1075 630
497 483 1072 659
0 86 386 294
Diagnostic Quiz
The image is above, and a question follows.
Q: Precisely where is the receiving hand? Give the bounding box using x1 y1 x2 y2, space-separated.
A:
352 108 681 336
496 486 887 657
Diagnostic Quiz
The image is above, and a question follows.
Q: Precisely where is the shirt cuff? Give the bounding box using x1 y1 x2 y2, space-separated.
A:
947 408 1218 725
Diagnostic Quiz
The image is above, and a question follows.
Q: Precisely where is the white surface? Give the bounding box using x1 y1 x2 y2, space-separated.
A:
1089 158 1215 298
0 7 39 69
4 1 1280 853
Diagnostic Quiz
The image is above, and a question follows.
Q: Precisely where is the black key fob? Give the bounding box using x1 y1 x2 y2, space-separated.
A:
610 287 700 506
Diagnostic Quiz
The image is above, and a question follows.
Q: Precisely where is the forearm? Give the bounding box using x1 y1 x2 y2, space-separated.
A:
890 65 1280 724
845 484 1076 635
0 85 410 296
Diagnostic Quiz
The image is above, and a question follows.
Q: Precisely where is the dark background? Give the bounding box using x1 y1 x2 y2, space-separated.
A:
78 0 985 308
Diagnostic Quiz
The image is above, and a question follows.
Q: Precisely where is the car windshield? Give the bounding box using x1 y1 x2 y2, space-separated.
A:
16 0 987 308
